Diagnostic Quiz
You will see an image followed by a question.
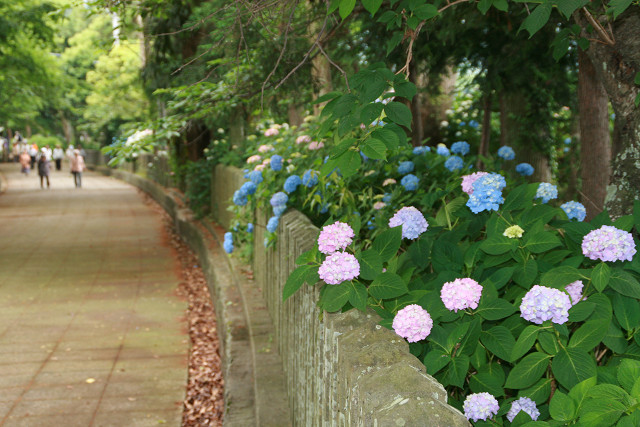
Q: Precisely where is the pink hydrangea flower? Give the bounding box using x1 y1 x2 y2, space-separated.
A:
264 128 279 136
382 178 397 186
308 141 324 150
318 221 355 254
582 225 636 262
296 135 311 144
246 155 262 164
258 144 274 153
373 202 386 210
440 278 483 312
318 252 360 285
254 164 266 171
463 393 500 422
565 280 585 305
392 304 433 343
461 172 489 195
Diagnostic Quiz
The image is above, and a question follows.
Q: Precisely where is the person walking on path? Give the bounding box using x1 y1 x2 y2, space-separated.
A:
37 149 51 189
28 143 38 170
52 145 64 171
70 149 85 188
19 151 31 175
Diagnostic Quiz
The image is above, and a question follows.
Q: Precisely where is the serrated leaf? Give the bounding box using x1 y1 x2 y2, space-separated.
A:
591 262 611 292
552 347 597 389
493 0 508 11
512 326 540 361
369 272 408 299
362 0 383 15
481 235 518 255
393 81 417 100
295 249 317 265
523 231 561 253
360 102 384 125
481 326 516 362
549 391 576 422
314 91 342 104
321 282 351 312
609 269 640 298
613 293 640 331
386 31 403 55
361 138 387 160
505 352 551 389
371 128 399 151
384 101 412 128
476 298 517 320
568 319 609 351
519 2 552 38
618 358 640 392
610 0 634 19
372 226 402 262
335 150 361 178
557 0 589 19
520 378 552 404
332 93 358 118
478 0 492 14
578 398 625 425
338 0 356 19
283 265 314 301
348 281 368 311
359 249 383 280
568 376 597 412
413 3 439 19
540 265 583 289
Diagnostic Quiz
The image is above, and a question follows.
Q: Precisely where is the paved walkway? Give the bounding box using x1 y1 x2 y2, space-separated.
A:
0 163 189 426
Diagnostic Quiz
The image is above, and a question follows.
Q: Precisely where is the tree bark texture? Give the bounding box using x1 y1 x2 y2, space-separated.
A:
574 8 640 218
578 49 611 220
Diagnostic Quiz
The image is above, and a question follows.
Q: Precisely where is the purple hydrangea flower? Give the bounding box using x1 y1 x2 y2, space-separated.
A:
461 172 489 195
317 221 355 254
388 206 428 240
582 225 636 262
440 278 483 312
318 252 360 285
497 146 516 161
561 201 587 222
284 175 302 193
451 141 470 156
392 304 433 343
535 183 558 204
445 155 464 171
507 397 540 422
516 163 534 176
463 392 500 422
270 191 288 207
401 174 419 191
398 161 415 175
520 285 571 325
565 280 585 305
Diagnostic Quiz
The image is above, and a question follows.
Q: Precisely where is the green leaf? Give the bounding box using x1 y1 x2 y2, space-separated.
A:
321 283 351 312
618 359 640 392
314 91 342 104
609 269 640 298
369 272 408 299
618 412 640 427
587 384 633 405
361 138 387 160
523 231 562 253
592 262 611 292
408 236 433 269
556 0 589 19
371 128 399 151
505 352 551 389
520 2 552 38
338 0 356 19
362 0 383 15
431 240 464 273
503 183 536 212
481 235 518 255
613 293 640 331
360 102 384 125
493 0 508 11
540 265 583 289
413 3 439 20
476 298 517 320
603 322 627 353
513 259 538 288
348 281 368 312
384 101 412 128
568 301 595 322
589 293 613 322
359 249 383 281
335 150 361 178
481 326 516 362
283 265 314 301
332 93 358 117
477 0 492 14
444 355 470 388
469 363 506 396
512 326 540 361
552 347 597 389
295 249 317 265
360 75 387 104
578 398 626 425
423 349 450 375
372 226 402 262
385 31 403 55
484 267 515 291
568 319 609 351
609 0 634 19
568 376 597 413
549 391 577 422
393 81 417 100
520 378 552 404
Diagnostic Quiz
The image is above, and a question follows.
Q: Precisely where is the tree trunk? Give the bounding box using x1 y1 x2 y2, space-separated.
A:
409 60 424 147
574 8 640 218
476 92 492 169
578 49 611 220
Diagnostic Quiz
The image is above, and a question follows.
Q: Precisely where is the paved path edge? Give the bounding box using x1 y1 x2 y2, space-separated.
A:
0 167 7 194
95 167 292 427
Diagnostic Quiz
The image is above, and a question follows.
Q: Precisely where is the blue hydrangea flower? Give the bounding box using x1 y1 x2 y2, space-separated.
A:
451 141 470 156
535 183 558 204
223 232 234 253
466 173 506 214
284 175 302 193
398 161 415 175
564 137 572 145
319 203 329 214
267 216 279 233
302 170 319 187
273 204 287 217
468 120 479 129
233 190 248 206
270 192 288 207
413 146 430 155
401 174 419 191
444 155 464 171
248 170 263 185
460 121 466 127
436 145 450 156
497 146 515 161
560 201 586 221
247 223 254 233
270 155 283 171
240 181 257 196
564 147 570 153
516 163 534 176
382 193 392 203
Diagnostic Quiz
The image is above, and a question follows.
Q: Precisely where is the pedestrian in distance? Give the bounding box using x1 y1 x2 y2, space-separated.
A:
52 144 64 171
70 149 85 188
19 150 31 175
28 143 38 170
37 149 51 189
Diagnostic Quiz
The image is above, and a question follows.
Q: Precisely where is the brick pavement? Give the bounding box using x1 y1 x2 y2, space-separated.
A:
0 163 189 426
